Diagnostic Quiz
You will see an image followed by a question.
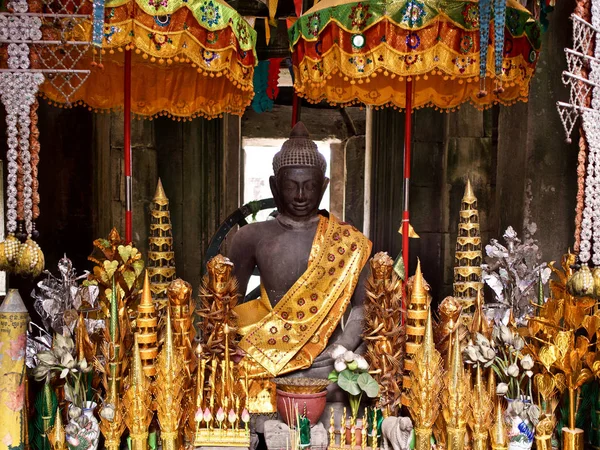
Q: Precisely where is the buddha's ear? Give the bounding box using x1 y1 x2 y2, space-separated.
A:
322 176 330 192
269 176 282 210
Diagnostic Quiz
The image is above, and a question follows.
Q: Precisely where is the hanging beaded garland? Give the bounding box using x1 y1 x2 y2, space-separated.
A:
478 0 492 96
493 0 507 93
0 0 45 277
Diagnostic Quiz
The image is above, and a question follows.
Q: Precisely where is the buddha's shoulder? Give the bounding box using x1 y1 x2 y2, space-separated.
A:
233 220 281 242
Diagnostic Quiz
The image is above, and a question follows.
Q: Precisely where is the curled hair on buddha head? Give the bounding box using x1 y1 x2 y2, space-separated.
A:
272 122 327 177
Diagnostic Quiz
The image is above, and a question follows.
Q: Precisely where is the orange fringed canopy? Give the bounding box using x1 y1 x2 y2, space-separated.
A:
39 0 257 118
289 0 542 110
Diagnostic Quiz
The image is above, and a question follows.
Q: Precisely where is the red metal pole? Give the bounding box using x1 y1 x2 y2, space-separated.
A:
401 79 413 276
291 93 300 126
124 49 132 243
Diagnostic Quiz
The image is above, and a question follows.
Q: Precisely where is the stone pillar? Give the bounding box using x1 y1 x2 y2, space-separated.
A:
496 0 577 261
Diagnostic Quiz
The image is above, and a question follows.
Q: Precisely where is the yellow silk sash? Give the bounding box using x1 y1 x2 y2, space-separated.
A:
236 214 372 378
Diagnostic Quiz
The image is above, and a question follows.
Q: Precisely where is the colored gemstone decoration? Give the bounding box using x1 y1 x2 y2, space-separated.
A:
310 306 318 314
339 260 345 268
270 326 278 334
351 243 358 251
351 33 366 49
333 232 340 241
329 268 336 275
200 0 222 27
297 311 305 319
338 247 346 255
311 293 318 301
406 33 421 50
461 3 479 28
328 254 336 262
308 13 321 37
349 3 372 30
298 298 306 306
284 323 292 330
282 335 290 343
459 35 474 54
268 338 276 345
282 311 289 319
400 0 427 27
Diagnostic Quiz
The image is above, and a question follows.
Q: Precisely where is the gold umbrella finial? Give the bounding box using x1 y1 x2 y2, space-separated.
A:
411 258 427 302
463 179 477 204
153 178 169 205
140 270 153 308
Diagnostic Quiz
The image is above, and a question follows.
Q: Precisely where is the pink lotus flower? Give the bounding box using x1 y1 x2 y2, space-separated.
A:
216 407 225 422
241 408 250 423
228 409 237 424
195 408 203 422
203 408 212 423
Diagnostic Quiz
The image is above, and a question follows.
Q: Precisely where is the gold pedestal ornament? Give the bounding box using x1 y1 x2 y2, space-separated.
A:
453 179 483 317
535 417 554 450
563 427 584 450
407 309 443 450
137 271 158 377
363 252 405 415
148 179 176 310
403 259 430 406
0 290 30 450
442 328 470 450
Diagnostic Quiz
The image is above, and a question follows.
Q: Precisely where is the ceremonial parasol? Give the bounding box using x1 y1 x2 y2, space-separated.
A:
39 0 257 240
289 0 542 272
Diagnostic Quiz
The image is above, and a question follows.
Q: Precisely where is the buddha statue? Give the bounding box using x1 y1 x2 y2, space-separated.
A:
227 122 372 411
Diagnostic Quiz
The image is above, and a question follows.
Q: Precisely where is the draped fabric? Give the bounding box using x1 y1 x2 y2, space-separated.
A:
289 0 542 109
38 0 257 118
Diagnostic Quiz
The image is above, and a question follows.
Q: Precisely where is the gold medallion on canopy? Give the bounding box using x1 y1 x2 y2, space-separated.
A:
40 0 257 118
289 0 542 110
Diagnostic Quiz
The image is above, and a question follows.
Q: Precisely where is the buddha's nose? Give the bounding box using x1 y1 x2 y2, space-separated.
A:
295 188 307 202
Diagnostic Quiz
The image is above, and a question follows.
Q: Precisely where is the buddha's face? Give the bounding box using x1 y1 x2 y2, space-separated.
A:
270 166 329 221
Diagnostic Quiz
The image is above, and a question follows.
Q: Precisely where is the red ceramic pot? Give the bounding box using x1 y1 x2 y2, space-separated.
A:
276 388 328 426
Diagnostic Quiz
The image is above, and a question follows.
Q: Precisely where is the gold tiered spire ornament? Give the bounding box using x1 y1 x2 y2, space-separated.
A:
167 278 196 444
453 179 483 317
123 335 153 450
363 252 405 416
97 284 128 450
442 328 471 450
403 259 430 406
469 365 493 450
47 408 66 450
407 309 444 450
155 306 185 450
488 371 508 450
148 179 176 310
194 255 250 447
137 271 158 377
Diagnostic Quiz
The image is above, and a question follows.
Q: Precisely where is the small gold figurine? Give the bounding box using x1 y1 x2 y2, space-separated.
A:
363 252 405 416
435 296 469 369
407 309 444 450
453 179 483 317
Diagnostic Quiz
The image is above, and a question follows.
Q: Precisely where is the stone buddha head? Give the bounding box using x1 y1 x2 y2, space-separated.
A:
270 122 329 222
